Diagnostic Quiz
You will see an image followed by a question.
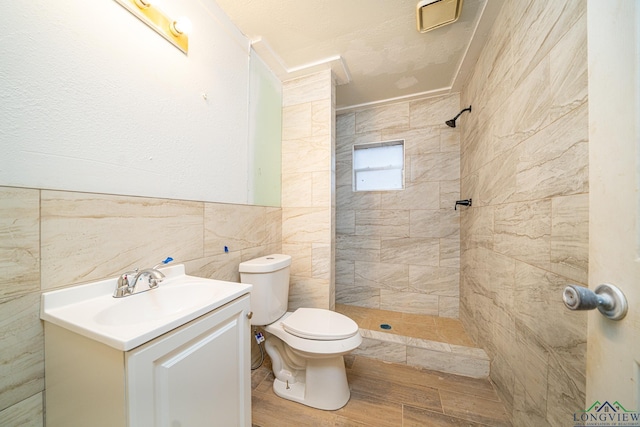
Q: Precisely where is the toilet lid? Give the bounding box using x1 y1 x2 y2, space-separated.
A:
281 308 359 340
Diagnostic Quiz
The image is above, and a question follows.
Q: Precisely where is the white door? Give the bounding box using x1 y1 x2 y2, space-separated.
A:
586 0 640 413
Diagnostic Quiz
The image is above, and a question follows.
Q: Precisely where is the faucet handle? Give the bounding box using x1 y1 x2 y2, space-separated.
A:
118 268 139 287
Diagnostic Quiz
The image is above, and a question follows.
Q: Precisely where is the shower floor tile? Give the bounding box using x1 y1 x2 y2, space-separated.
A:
335 304 475 347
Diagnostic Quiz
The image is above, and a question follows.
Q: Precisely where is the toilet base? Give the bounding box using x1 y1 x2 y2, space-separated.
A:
271 355 351 411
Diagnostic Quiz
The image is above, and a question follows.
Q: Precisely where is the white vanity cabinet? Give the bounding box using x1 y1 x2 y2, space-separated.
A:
44 294 252 427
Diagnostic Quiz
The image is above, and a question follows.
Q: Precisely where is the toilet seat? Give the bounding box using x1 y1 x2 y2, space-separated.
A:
282 308 359 340
264 311 362 356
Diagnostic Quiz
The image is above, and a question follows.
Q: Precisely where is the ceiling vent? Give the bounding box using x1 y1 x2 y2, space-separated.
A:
416 0 463 33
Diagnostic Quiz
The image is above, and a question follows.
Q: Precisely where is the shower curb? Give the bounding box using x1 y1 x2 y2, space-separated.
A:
352 327 490 379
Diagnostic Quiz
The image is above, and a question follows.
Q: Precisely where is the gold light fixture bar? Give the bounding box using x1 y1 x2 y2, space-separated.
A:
416 0 463 33
114 0 189 54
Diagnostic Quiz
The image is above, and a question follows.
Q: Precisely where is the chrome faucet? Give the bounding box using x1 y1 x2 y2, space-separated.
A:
113 257 173 298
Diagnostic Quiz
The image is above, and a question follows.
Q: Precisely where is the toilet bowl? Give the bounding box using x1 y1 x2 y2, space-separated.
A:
239 255 362 410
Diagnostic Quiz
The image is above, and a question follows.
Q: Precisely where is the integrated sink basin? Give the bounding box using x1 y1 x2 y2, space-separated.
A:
41 264 252 351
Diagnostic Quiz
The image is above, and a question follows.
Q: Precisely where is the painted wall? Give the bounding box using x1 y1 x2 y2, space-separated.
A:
459 0 588 425
335 94 462 318
0 0 273 205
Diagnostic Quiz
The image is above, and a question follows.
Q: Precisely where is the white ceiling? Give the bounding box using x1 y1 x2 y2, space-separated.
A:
214 0 503 110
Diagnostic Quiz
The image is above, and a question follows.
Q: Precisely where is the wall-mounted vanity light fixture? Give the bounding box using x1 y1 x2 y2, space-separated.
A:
113 0 191 54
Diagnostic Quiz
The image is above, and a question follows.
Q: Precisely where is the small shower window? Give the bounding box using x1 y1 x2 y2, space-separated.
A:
352 140 404 192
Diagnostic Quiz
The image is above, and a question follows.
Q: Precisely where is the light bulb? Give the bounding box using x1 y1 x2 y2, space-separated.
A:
170 17 192 36
133 0 151 8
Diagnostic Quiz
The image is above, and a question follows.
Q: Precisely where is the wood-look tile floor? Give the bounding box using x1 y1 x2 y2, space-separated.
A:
251 355 512 427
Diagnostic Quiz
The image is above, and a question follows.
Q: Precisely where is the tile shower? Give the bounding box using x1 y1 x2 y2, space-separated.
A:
335 93 463 318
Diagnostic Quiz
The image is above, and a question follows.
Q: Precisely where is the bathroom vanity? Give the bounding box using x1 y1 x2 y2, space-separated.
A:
41 265 252 427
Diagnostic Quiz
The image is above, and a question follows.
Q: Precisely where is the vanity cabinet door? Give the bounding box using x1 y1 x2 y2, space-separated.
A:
126 295 251 427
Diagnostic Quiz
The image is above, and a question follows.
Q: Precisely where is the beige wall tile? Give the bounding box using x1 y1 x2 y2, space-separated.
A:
281 172 313 207
282 103 312 140
440 295 459 318
335 259 355 287
184 252 242 283
282 135 332 175
551 194 588 284
382 127 441 156
409 95 461 129
439 237 460 268
355 210 410 238
336 235 380 262
281 71 334 310
336 209 355 235
460 1 588 423
336 185 381 210
550 13 587 121
205 203 268 256
311 243 331 280
0 293 43 412
41 191 203 290
0 392 42 427
515 261 587 379
355 103 410 134
475 149 517 206
409 265 459 297
311 171 331 208
410 209 459 239
336 285 380 308
494 58 552 153
513 321 549 415
380 290 439 316
509 0 585 88
410 152 460 183
440 128 461 153
312 101 332 137
282 207 330 244
545 353 585 427
336 112 355 138
282 242 312 277
380 181 440 211
461 206 494 252
512 379 552 427
288 277 330 310
439 180 460 210
493 200 552 270
0 187 39 299
514 102 588 202
354 261 409 290
380 237 439 266
283 71 332 107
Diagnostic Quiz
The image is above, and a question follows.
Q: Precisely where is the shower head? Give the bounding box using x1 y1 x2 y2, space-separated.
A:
445 105 472 128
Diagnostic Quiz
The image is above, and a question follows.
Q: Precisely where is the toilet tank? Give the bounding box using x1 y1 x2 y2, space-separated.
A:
239 254 291 326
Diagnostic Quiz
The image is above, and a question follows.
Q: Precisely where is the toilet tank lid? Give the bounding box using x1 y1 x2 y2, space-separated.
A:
239 254 292 273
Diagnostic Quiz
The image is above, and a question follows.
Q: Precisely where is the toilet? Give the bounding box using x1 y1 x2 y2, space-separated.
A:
239 254 362 410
